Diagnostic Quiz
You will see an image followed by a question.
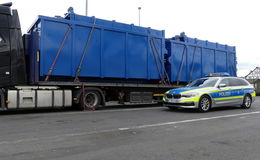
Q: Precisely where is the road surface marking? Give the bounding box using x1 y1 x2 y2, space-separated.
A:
0 138 39 145
119 111 260 130
52 106 165 116
1 111 260 145
0 106 164 118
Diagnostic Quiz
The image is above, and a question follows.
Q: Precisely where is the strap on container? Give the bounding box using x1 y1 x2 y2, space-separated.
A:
150 38 171 85
189 43 199 82
45 25 72 81
229 53 236 76
150 39 164 84
177 45 187 85
74 18 97 82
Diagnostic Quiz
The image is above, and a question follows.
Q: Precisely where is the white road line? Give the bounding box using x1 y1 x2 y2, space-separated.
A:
0 106 164 118
0 138 39 145
31 106 165 117
119 111 260 130
1 111 260 145
121 111 260 130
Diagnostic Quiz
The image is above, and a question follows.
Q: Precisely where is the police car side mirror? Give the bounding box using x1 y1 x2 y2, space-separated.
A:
218 83 227 88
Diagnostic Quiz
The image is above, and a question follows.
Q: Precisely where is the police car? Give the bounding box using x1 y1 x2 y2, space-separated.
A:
163 73 256 112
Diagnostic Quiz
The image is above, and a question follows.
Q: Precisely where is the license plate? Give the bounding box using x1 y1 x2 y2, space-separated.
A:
169 99 179 103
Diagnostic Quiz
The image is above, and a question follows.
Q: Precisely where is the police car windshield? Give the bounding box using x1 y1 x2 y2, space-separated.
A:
187 78 218 87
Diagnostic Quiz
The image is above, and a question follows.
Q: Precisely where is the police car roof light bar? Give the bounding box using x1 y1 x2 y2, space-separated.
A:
206 72 231 77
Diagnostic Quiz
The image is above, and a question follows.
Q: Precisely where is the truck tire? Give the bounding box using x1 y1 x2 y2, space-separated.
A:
198 95 211 112
80 90 101 110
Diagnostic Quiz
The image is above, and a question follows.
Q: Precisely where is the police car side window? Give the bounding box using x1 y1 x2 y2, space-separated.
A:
220 78 229 86
237 79 249 86
228 78 247 86
229 78 239 86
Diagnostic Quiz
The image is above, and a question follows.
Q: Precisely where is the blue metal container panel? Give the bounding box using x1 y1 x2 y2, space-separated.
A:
190 47 202 80
167 42 187 82
149 38 164 79
40 20 73 77
228 52 237 75
102 30 125 78
166 33 237 83
127 34 148 79
26 10 166 83
73 26 101 77
186 45 202 80
202 48 215 75
215 50 227 72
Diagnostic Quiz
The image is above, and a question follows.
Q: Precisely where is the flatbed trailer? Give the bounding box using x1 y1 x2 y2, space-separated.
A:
0 3 236 111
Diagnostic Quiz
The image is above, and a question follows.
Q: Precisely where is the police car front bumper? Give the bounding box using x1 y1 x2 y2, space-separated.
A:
163 101 199 109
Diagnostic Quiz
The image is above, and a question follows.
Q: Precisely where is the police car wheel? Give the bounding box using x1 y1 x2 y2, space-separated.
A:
241 95 252 109
198 96 211 112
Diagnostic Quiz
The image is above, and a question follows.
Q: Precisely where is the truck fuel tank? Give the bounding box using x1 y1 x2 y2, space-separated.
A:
7 86 72 109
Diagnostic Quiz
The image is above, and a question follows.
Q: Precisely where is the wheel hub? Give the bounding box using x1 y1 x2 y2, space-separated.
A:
201 98 210 111
245 96 251 108
84 93 98 109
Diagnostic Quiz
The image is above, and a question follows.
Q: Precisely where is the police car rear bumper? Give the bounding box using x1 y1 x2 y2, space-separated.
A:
163 102 199 109
252 96 256 102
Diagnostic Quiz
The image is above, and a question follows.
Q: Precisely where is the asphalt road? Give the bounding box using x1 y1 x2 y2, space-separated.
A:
0 98 260 160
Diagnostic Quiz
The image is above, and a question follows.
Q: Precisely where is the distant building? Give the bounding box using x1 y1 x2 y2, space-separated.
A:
245 67 260 95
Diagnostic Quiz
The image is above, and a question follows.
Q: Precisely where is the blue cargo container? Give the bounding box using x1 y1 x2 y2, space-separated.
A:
0 4 241 111
26 8 166 83
165 33 237 83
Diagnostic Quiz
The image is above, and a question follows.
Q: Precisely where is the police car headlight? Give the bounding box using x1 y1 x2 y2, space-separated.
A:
181 92 199 98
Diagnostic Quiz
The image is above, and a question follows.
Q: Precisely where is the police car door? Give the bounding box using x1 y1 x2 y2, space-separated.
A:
228 78 247 104
215 78 233 105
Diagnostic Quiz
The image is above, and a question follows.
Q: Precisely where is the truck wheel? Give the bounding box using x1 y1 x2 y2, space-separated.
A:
80 90 101 110
198 95 211 112
241 94 252 109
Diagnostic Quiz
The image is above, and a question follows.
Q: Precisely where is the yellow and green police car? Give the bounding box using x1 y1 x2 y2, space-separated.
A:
163 75 256 112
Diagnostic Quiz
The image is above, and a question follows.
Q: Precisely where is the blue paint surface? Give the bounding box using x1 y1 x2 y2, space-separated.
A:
26 10 165 83
25 10 237 84
168 87 203 94
165 33 237 82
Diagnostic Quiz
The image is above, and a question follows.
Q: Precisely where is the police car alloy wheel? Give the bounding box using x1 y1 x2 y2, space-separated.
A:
199 96 211 112
242 95 252 109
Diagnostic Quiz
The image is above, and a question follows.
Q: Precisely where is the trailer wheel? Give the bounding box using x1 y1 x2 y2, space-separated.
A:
80 90 101 110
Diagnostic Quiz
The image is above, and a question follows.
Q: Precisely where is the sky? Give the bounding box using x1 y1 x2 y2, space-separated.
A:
1 0 259 76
